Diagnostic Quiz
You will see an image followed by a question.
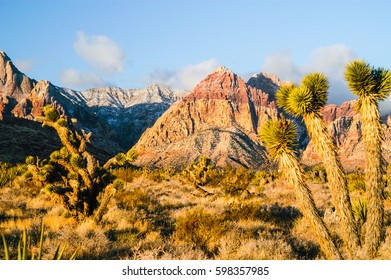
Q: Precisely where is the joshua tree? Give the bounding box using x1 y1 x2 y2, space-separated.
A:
345 60 391 258
276 73 360 257
103 149 138 188
260 118 342 259
103 149 138 169
183 157 217 196
35 104 117 219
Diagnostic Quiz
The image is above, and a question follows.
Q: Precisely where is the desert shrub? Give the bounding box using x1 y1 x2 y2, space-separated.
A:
353 198 367 226
253 170 272 188
25 156 36 165
112 167 143 184
117 188 152 211
346 172 366 192
0 163 27 188
115 187 174 237
182 157 221 187
175 208 227 254
218 166 255 196
223 202 301 229
112 179 124 190
218 231 294 260
307 165 327 183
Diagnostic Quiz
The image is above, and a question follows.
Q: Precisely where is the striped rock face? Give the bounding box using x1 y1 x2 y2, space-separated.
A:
132 66 279 170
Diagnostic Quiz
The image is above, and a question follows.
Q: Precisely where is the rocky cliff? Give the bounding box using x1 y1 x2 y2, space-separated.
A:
0 51 185 162
132 66 278 169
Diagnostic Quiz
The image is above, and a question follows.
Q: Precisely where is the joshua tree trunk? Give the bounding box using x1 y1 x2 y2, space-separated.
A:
360 97 385 258
279 153 343 260
303 114 361 257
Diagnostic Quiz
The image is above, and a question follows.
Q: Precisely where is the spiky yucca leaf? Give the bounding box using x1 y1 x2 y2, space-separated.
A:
115 153 127 165
53 244 67 260
301 72 329 111
345 60 375 98
276 84 296 114
1 234 10 260
259 118 298 160
372 68 391 100
286 87 315 117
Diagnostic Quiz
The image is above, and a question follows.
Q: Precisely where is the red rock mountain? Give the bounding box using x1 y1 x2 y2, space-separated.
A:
132 66 278 169
301 100 391 171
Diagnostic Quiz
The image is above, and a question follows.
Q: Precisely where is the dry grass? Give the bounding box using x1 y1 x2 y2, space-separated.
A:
1 165 391 260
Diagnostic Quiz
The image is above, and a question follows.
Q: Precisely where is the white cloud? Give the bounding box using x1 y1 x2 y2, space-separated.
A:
262 51 302 82
73 31 125 74
305 44 357 79
60 69 105 89
14 59 34 72
261 44 358 105
146 59 221 90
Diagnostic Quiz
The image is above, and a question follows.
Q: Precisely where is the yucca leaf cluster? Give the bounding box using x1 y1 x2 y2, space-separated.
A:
276 72 328 117
345 60 391 107
1 223 78 260
259 118 298 160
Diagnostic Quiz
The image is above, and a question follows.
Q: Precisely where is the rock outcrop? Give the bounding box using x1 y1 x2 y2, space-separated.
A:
132 66 278 170
0 51 36 119
0 51 185 162
301 100 391 171
247 72 291 101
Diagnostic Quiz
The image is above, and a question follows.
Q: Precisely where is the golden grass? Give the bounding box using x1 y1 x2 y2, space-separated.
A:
1 166 391 260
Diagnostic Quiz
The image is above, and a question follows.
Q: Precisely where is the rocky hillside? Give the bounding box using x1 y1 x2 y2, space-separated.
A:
80 84 186 149
247 72 291 101
0 51 185 162
132 66 278 170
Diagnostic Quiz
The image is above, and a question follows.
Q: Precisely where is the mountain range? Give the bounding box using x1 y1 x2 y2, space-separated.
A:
1 50 391 171
0 51 185 162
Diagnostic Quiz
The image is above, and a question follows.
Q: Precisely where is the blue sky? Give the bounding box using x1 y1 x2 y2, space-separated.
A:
1 0 391 108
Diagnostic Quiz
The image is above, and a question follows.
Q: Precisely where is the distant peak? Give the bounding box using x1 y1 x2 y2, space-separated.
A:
215 65 233 75
0 50 11 63
147 83 162 90
250 72 282 82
